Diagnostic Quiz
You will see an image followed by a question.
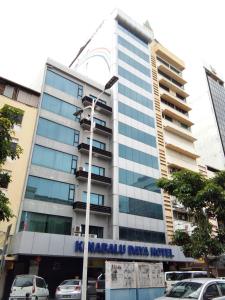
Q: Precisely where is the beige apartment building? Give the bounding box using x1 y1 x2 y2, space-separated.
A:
0 77 39 243
150 41 199 242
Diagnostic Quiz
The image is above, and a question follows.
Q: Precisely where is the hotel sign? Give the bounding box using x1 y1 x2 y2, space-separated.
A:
75 240 174 258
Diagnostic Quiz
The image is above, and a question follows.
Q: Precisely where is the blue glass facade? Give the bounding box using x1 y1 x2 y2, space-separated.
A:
45 70 83 98
37 118 79 146
116 22 163 243
118 36 149 62
119 195 163 220
118 101 155 127
119 168 160 193
118 66 152 92
118 122 156 147
118 24 148 47
118 83 153 109
119 144 158 169
19 211 72 235
41 93 80 122
32 145 77 174
119 227 165 244
118 50 150 76
25 176 75 204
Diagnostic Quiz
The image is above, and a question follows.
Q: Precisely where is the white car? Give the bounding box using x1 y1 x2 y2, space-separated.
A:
156 278 225 300
9 274 49 300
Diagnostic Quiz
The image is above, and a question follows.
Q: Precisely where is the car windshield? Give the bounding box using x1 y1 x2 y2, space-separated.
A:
14 277 33 287
60 280 80 286
166 282 202 299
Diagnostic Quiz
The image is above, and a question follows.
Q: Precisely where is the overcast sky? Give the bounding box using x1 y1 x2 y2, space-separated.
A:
1 0 225 100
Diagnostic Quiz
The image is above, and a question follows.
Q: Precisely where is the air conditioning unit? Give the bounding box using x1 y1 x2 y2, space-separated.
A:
81 234 97 238
73 225 82 234
74 233 81 237
89 234 97 239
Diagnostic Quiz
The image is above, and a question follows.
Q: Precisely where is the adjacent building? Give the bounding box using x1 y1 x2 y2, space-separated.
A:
0 77 39 297
191 66 225 171
150 41 199 238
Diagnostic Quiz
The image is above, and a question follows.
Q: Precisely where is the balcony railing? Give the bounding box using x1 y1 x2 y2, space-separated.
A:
82 96 112 115
73 201 111 215
75 169 112 185
78 143 112 160
80 118 112 136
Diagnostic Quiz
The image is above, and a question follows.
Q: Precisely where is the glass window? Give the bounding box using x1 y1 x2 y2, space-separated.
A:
118 50 150 76
32 145 77 174
87 138 106 150
204 284 220 298
118 83 153 109
19 211 72 235
217 282 225 296
166 282 202 299
118 102 155 128
119 144 158 169
118 122 156 148
85 163 105 176
45 70 83 99
118 66 152 93
119 168 160 193
93 117 106 126
25 176 75 205
81 224 103 238
36 278 46 288
119 195 163 219
82 192 104 205
118 36 149 62
41 93 80 122
118 23 148 47
3 85 14 98
14 276 33 287
37 118 79 146
119 227 165 244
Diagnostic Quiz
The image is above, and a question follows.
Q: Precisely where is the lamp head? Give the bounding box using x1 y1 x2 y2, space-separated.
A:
104 76 119 90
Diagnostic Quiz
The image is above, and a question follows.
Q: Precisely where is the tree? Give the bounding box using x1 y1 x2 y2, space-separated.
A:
0 104 23 222
157 169 225 274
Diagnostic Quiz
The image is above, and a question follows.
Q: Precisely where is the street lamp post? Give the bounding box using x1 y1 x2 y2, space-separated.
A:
74 76 118 300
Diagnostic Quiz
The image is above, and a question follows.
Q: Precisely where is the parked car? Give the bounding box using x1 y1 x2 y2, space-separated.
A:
165 271 213 292
156 278 225 300
96 273 105 300
9 274 49 300
55 279 97 300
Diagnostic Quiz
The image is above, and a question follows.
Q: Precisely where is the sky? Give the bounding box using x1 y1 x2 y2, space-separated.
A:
1 0 225 101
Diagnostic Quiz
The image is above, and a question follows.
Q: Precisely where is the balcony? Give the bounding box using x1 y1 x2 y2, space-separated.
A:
82 96 112 115
163 120 196 142
162 106 193 127
160 90 190 111
165 142 199 159
73 201 111 215
80 118 112 137
157 62 187 86
78 143 112 160
158 75 189 98
75 169 112 185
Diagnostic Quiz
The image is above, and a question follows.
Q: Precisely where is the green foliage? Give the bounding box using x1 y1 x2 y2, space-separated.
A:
0 104 24 222
0 189 14 222
158 170 225 265
0 172 11 188
0 105 23 165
